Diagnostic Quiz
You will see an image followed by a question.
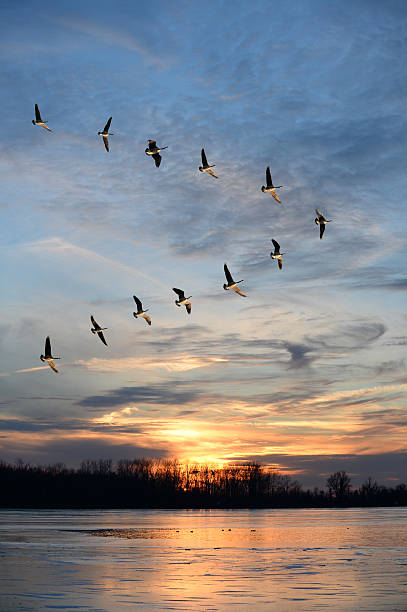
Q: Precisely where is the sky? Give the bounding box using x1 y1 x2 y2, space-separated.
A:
0 0 406 488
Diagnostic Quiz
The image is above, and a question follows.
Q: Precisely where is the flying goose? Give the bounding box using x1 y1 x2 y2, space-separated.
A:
145 140 168 167
98 117 113 152
315 208 332 239
133 295 151 326
199 148 218 178
270 239 285 270
261 166 283 203
40 336 60 373
223 263 246 297
32 103 52 132
90 315 108 346
173 288 192 314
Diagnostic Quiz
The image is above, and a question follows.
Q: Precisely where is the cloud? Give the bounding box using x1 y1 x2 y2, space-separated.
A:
54 16 168 68
75 355 227 373
23 237 167 289
78 383 201 409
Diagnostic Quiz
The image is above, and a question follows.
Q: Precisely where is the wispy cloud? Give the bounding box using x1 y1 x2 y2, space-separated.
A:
75 355 227 373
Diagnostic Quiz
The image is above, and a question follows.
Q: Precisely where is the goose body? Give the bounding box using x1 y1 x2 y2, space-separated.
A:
270 238 285 270
172 287 192 313
133 295 151 325
40 336 60 372
199 148 218 178
90 315 108 346
98 117 113 152
261 166 283 203
32 103 52 132
315 208 332 239
223 263 246 297
145 139 168 167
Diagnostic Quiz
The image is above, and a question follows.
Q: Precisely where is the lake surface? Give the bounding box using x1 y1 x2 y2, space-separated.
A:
0 507 406 611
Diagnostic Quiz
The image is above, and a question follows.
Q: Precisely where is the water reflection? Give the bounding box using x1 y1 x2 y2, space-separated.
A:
0 508 406 611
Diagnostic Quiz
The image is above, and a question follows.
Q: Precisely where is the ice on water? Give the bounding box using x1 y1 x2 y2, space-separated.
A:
1 508 407 611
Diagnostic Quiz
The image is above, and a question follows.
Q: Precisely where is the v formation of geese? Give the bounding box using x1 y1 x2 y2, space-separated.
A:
32 103 333 372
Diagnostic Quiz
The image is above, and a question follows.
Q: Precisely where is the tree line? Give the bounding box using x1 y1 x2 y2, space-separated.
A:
0 459 405 508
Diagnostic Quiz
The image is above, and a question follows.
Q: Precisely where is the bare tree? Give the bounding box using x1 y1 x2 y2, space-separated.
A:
326 471 351 498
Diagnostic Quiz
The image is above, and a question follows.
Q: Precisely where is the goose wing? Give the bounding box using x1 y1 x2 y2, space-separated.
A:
319 223 325 239
133 295 143 312
91 315 101 331
173 287 185 300
102 135 109 152
185 301 192 314
148 140 157 151
103 117 112 132
278 258 283 270
48 359 58 373
271 239 280 253
98 331 108 346
271 190 281 203
232 285 246 297
201 148 208 166
266 166 272 188
207 168 218 179
45 336 52 358
35 104 42 122
315 208 324 220
142 313 152 326
152 152 161 167
224 263 234 285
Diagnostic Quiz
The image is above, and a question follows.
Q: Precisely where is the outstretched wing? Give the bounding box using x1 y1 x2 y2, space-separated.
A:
142 313 152 326
266 166 272 188
98 331 108 346
45 336 52 358
48 359 58 373
152 152 161 167
173 287 185 300
133 295 143 312
271 239 280 252
40 123 52 132
271 190 281 203
224 263 234 285
91 315 101 330
201 148 208 166
103 117 112 132
102 135 109 152
185 301 192 314
315 208 323 220
207 168 218 179
278 258 283 270
35 103 42 122
320 223 325 239
232 285 246 297
148 140 157 150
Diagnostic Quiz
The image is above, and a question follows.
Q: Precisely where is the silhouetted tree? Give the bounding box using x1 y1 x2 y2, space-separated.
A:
326 470 351 499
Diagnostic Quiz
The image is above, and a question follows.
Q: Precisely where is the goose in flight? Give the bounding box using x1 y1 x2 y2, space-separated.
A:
90 315 108 346
32 103 52 132
315 208 332 239
145 140 168 167
199 148 218 178
173 288 192 314
270 239 285 270
223 263 246 297
133 295 151 326
98 117 113 152
261 166 283 203
40 336 60 373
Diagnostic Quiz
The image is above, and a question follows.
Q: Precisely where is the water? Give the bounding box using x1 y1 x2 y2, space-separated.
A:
0 508 406 611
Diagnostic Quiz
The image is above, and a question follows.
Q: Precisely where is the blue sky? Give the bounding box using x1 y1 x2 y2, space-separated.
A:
0 0 406 487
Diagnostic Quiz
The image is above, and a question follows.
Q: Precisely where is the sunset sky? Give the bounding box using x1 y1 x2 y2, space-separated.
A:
0 0 406 487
